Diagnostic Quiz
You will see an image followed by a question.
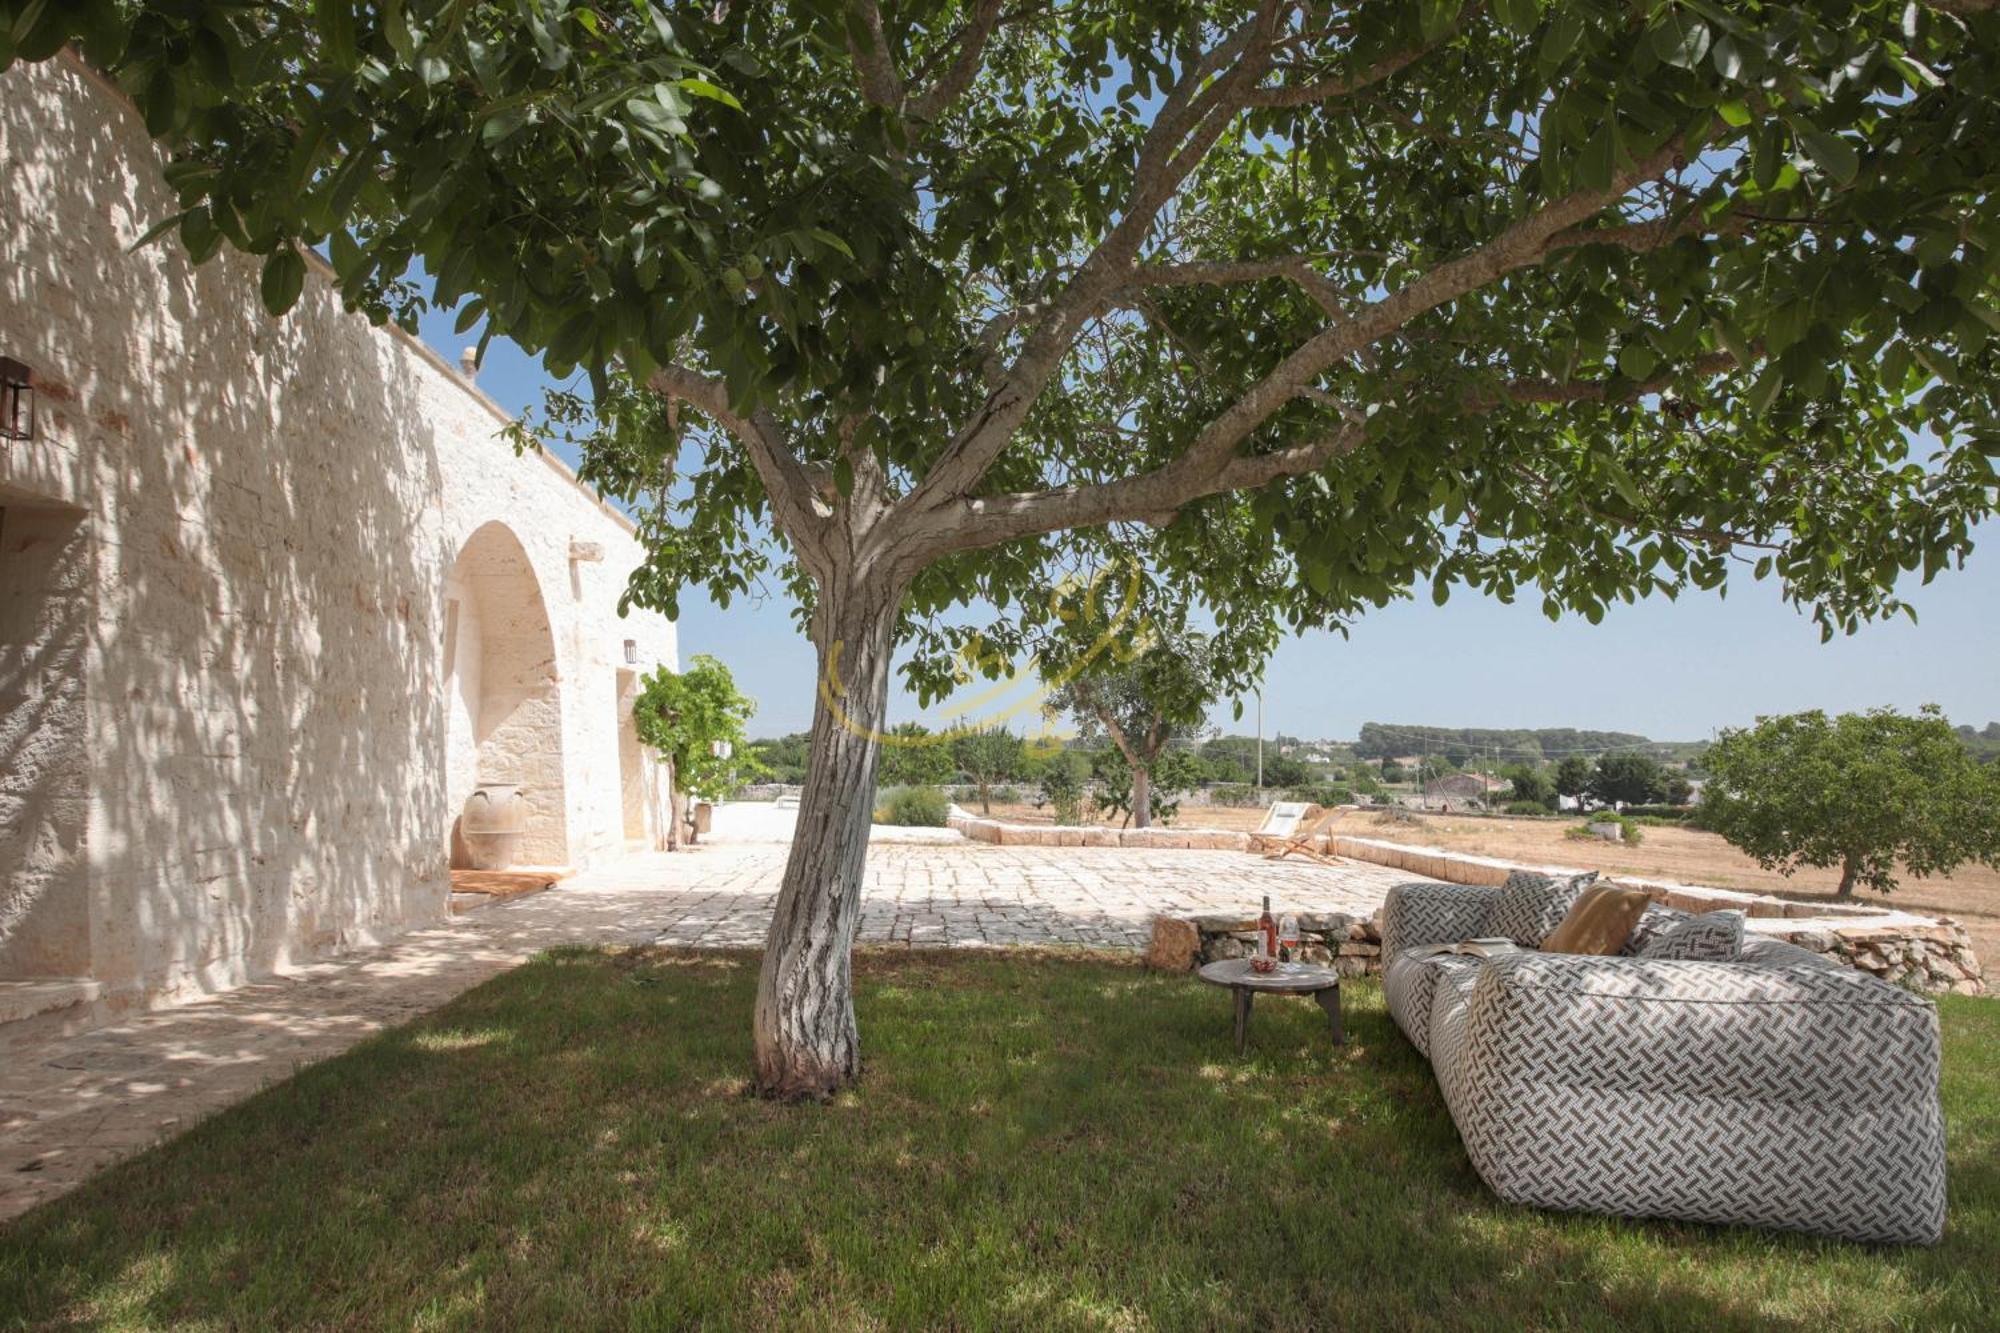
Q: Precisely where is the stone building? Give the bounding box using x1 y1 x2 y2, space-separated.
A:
0 56 677 1032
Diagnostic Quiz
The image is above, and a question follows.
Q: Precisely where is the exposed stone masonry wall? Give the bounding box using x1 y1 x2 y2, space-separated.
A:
0 57 676 1018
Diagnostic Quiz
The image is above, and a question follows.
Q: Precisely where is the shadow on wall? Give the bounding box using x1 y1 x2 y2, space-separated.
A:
0 499 91 980
0 58 455 1002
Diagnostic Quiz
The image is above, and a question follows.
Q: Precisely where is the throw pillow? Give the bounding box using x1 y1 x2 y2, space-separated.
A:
1485 869 1600 947
1622 903 1689 956
1540 884 1655 955
1638 910 1745 962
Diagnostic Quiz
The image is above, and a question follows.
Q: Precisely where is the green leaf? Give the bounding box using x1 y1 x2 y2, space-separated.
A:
1579 119 1617 192
833 457 854 498
1795 125 1859 185
1617 342 1658 380
1648 14 1711 70
259 247 307 316
1417 0 1462 43
677 78 743 112
1493 0 1540 36
1539 10 1584 68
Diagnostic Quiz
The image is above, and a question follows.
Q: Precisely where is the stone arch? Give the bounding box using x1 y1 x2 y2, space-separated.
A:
441 520 568 866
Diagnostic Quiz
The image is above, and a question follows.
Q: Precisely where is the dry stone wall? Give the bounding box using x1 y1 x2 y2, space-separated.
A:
948 811 1985 995
0 57 675 1018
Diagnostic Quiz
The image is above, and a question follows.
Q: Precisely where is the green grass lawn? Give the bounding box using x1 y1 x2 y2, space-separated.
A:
2 949 1995 1331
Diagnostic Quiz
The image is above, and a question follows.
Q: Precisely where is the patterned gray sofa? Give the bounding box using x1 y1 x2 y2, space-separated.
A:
1381 879 1947 1245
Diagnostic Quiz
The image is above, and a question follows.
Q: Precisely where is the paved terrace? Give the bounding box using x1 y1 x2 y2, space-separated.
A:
0 814 1420 1221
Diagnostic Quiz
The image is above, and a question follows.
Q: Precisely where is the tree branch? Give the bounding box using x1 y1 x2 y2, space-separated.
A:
845 0 905 110
900 4 1287 518
1246 37 1441 107
645 365 828 555
908 0 1008 122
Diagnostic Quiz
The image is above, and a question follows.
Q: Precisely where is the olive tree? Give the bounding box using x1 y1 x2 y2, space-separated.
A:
1700 706 2000 896
19 0 2000 1097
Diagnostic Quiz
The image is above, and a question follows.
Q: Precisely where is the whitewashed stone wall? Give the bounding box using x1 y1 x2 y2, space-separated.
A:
0 56 676 1018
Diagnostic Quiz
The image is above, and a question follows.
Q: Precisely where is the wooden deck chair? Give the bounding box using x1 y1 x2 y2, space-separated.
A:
1247 801 1314 854
1257 803 1342 863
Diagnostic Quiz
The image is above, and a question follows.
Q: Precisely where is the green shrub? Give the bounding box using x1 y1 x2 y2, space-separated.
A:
875 786 950 827
1503 800 1557 817
1208 783 1261 807
1623 804 1694 820
991 786 1020 805
1564 812 1643 846
1285 784 1353 807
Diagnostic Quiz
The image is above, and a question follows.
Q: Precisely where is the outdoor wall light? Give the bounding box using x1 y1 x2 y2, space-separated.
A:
623 638 638 665
0 357 33 442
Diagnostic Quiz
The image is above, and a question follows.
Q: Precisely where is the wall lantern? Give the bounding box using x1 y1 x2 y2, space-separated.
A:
623 638 638 665
0 357 32 443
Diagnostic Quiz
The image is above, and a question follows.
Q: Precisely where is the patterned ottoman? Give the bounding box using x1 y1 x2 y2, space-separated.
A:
1380 881 1947 1244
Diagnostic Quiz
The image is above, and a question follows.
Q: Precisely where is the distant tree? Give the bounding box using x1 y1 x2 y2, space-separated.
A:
1380 760 1408 785
1590 752 1667 808
879 723 956 788
747 733 812 786
632 655 758 847
1984 722 2000 742
1096 747 1203 828
1198 738 1256 786
1554 755 1596 809
1505 763 1558 811
1701 707 2000 897
1044 623 1230 829
951 727 1026 815
1262 753 1311 789
1036 748 1093 826
1660 770 1695 806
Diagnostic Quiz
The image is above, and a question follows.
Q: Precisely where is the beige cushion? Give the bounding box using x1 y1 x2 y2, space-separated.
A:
1540 884 1654 955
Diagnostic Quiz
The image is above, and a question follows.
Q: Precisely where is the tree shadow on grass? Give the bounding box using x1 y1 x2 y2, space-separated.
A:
0 951 1993 1330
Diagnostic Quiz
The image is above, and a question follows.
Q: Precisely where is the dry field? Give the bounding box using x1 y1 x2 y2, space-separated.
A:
970 799 2000 967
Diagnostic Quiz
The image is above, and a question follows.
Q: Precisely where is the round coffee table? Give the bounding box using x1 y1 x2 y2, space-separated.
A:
1197 958 1344 1054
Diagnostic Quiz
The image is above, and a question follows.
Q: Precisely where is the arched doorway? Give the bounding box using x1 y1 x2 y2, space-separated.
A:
441 521 568 866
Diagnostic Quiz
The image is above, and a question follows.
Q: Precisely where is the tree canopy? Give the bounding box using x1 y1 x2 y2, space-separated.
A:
19 0 2000 1095
1700 705 2000 895
632 654 759 841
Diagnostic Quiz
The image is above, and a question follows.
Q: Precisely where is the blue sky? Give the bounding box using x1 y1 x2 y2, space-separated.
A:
422 310 1999 744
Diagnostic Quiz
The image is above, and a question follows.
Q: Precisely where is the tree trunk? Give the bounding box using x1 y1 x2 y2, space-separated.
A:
752 573 902 1100
1836 852 1861 899
1131 764 1153 829
665 759 685 851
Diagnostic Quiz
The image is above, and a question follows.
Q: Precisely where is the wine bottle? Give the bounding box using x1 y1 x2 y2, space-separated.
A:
1258 894 1277 964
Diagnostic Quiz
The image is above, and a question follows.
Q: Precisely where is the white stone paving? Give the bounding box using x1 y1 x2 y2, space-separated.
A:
0 829 1421 1221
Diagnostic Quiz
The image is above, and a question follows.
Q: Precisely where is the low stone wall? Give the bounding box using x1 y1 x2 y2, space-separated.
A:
950 808 1984 995
1144 912 1382 976
1307 834 1984 995
947 809 1253 851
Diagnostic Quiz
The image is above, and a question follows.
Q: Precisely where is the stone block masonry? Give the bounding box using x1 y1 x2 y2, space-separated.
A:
0 56 676 1030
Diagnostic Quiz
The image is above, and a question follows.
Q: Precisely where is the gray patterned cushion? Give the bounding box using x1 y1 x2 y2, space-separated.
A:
1621 903 1687 955
1379 881 1501 961
1426 952 1944 1244
1485 869 1599 947
1638 909 1744 962
1383 948 1482 1055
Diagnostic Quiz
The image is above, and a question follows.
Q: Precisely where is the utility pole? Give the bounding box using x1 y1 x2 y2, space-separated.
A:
1255 688 1264 792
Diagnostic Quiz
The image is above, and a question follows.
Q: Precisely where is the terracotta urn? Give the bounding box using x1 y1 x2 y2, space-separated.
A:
461 784 527 870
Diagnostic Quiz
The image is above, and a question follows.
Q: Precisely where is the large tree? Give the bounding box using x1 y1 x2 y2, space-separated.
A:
1700 706 2000 896
18 0 2000 1097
